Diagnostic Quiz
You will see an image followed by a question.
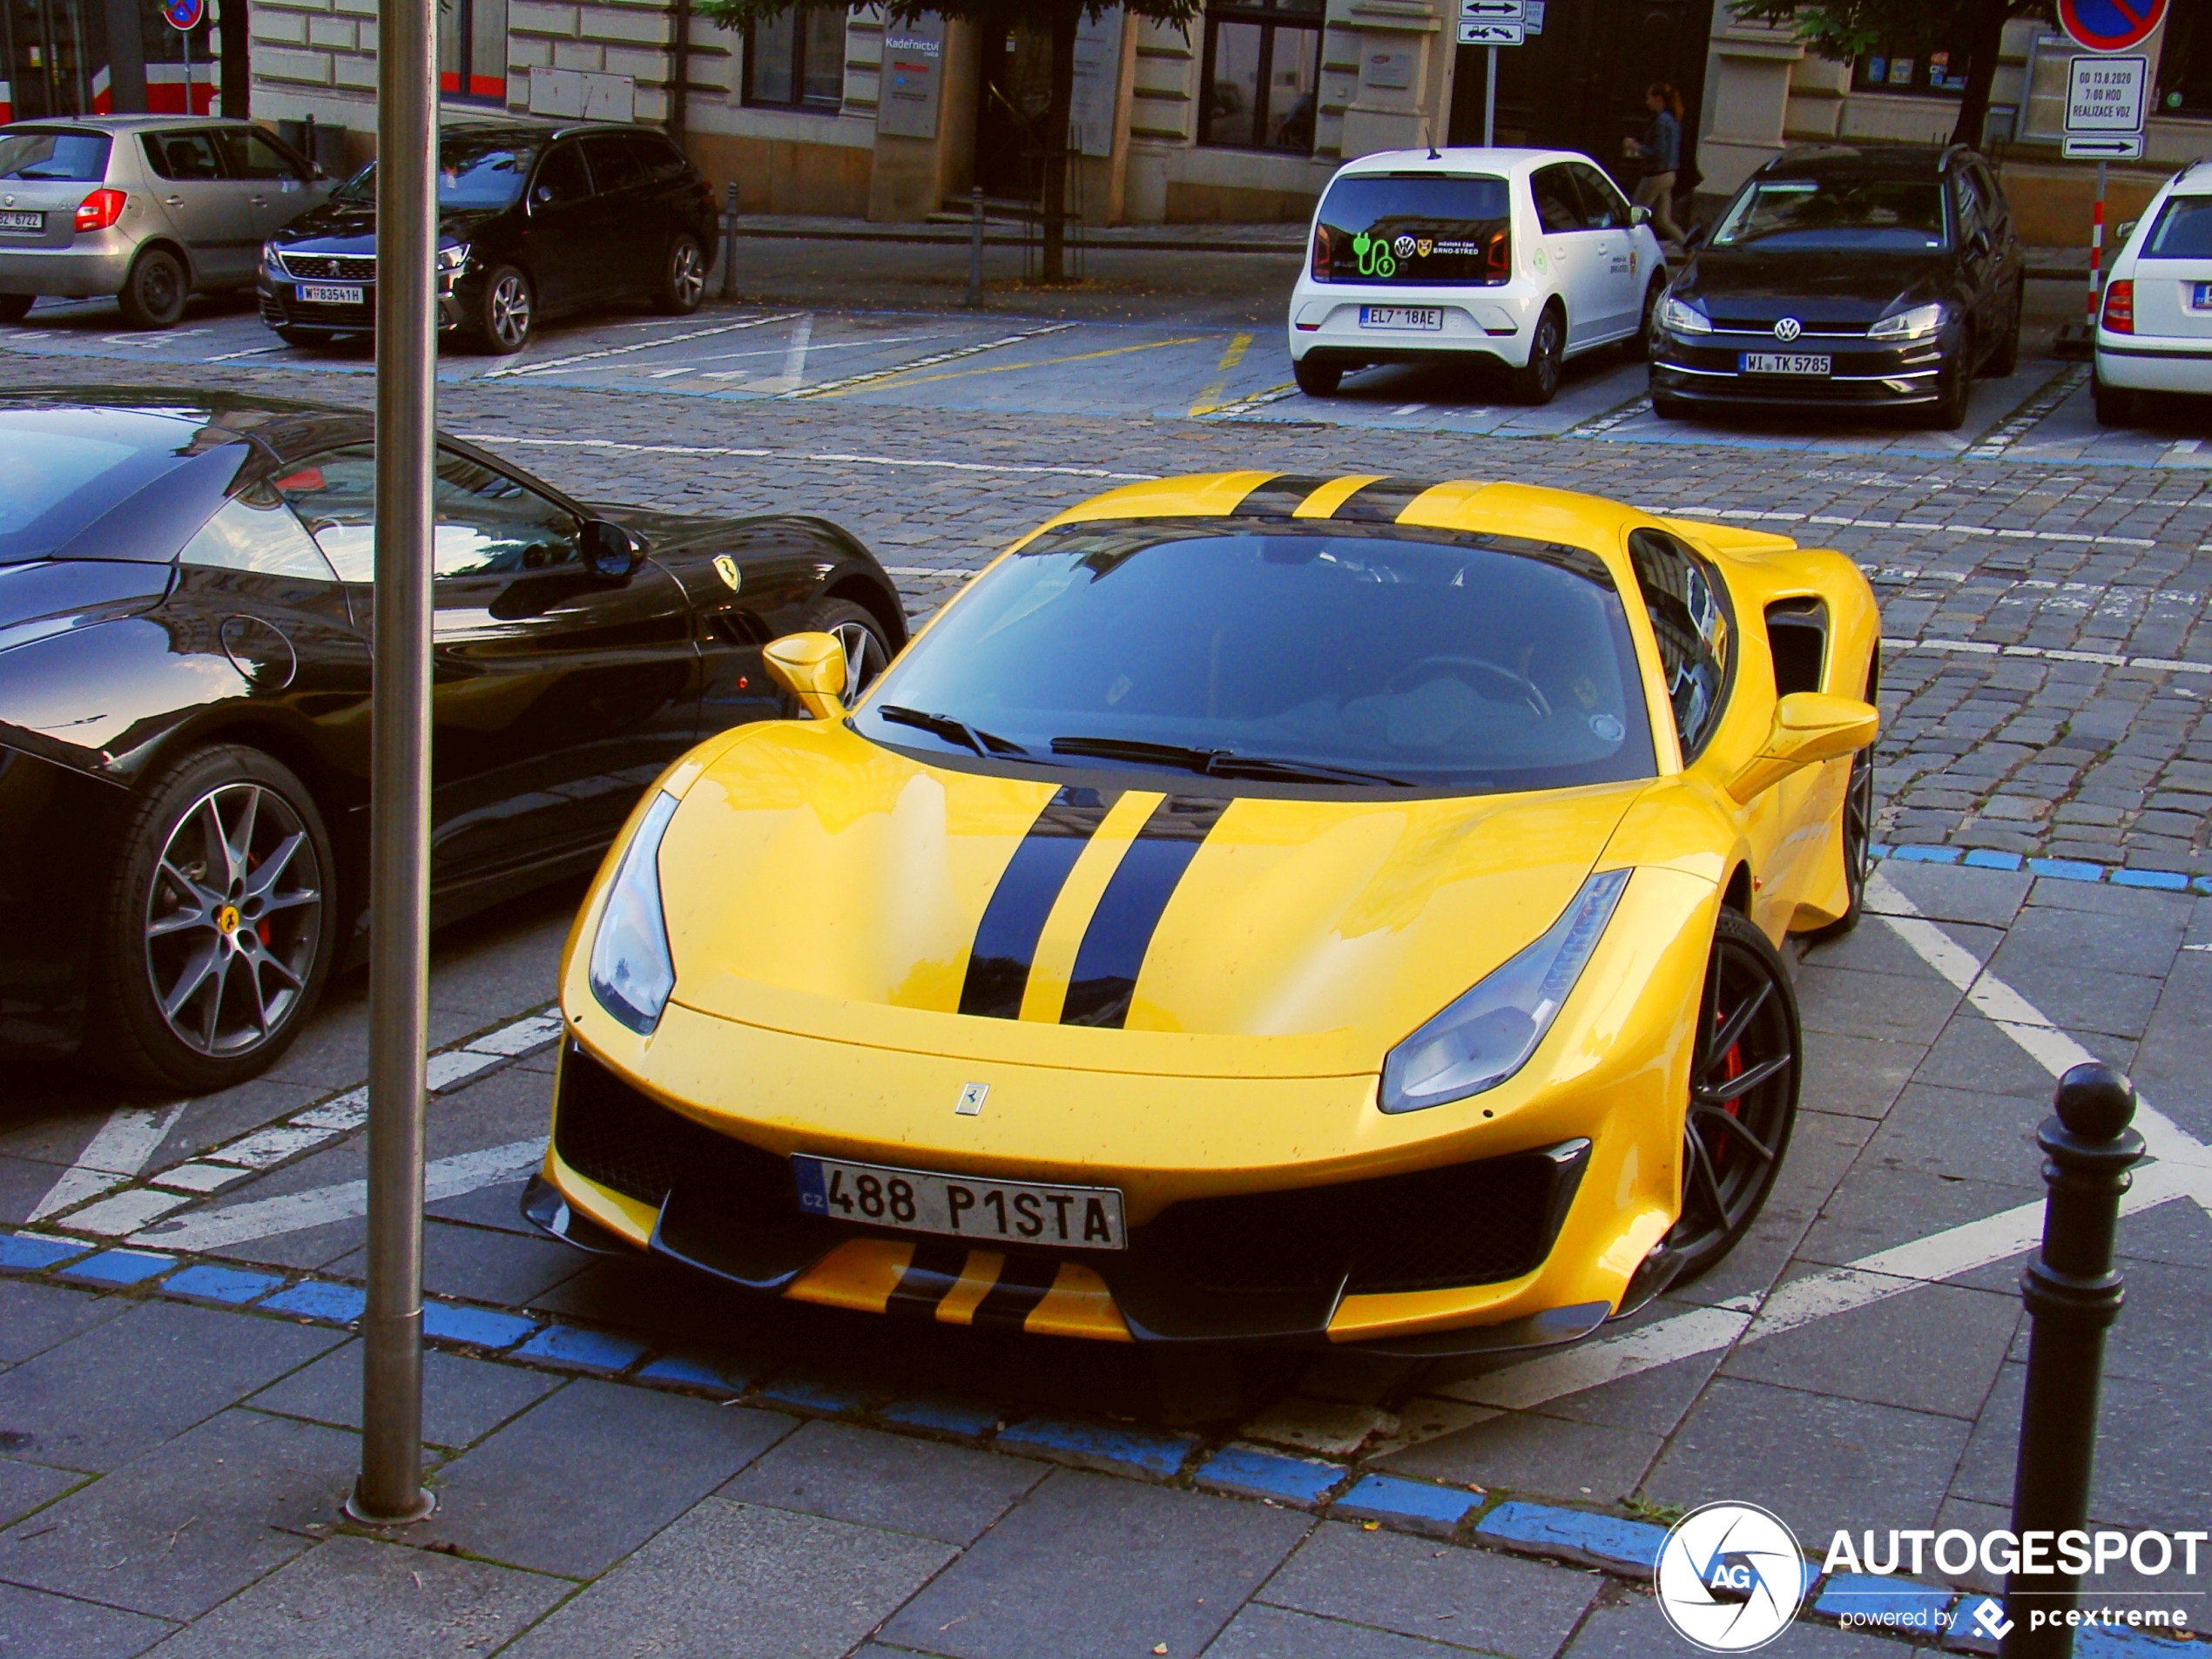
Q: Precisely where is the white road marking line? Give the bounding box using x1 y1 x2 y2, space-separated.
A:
482 312 805 379
28 1102 187 1222
202 343 287 361
691 333 927 374
426 1049 502 1091
1197 383 1298 419
149 1162 255 1195
63 1187 196 1237
760 312 813 395
802 451 1158 481
128 1137 549 1252
459 433 1157 483
463 1012 565 1057
455 435 773 459
882 565 982 578
1880 634 2210 675
1687 506 2157 549
1424 873 2211 1422
204 1124 339 1170
784 322 1076 401
291 1089 368 1132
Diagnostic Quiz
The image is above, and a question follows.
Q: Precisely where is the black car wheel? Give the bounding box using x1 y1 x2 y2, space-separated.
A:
0 293 32 324
1625 277 1665 361
1651 390 1693 421
87 745 335 1090
1292 355 1340 397
1510 304 1565 405
274 326 332 349
657 233 708 314
1925 341 1971 431
1985 277 2023 376
473 265 535 354
804 597 893 708
2093 374 2136 428
118 247 188 329
1805 745 1875 942
1661 907 1802 1285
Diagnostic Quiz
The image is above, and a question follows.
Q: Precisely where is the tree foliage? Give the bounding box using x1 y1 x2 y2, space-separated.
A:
1728 0 2054 147
697 0 1202 279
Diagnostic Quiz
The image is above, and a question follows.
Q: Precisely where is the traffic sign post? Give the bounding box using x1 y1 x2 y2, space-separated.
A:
2062 52 2148 328
1457 0 1526 146
2057 0 2166 56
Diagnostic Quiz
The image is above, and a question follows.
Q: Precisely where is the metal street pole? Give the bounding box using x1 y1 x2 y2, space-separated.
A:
1483 46 1497 147
348 0 436 1528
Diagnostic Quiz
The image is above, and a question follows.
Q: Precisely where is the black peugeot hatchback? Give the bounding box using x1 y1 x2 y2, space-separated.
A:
259 117 718 354
1649 143 2025 429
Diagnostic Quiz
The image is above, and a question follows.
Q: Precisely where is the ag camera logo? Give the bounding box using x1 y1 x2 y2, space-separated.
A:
1656 1503 1809 1652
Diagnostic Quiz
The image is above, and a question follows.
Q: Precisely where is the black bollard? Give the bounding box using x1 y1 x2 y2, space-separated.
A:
2000 1062 2142 1659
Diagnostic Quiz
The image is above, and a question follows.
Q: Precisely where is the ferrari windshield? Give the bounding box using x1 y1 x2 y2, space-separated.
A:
853 523 1656 793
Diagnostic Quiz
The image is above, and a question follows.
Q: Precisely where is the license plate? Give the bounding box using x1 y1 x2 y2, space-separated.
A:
1360 305 1444 331
0 211 41 232
297 283 364 305
792 1154 1127 1251
2193 282 2212 311
1740 351 1831 375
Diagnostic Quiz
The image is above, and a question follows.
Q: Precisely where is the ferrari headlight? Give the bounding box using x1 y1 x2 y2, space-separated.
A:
588 791 679 1034
1868 302 1946 341
1379 868 1631 1115
1659 296 1711 335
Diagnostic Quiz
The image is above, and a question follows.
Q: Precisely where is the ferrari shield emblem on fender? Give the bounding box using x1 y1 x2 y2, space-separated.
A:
712 554 742 592
955 1082 989 1116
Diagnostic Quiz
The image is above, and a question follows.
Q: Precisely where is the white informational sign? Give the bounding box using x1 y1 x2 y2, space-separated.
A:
1524 0 1546 34
1458 21 1526 45
879 13 946 140
2063 132 2145 158
1460 0 1525 18
2066 53 2146 132
1069 8 1123 159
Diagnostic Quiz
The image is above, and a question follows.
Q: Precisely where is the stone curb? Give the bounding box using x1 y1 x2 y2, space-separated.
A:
1874 843 2212 894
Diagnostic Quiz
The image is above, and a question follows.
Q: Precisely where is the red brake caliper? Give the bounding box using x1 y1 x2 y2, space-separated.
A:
1710 997 1745 1171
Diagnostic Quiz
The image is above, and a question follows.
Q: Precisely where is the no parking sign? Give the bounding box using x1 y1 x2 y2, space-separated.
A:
2057 0 2166 55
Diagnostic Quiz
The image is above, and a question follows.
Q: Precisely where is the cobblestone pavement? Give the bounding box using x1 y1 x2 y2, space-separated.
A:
3 862 2207 1656
7 298 2208 876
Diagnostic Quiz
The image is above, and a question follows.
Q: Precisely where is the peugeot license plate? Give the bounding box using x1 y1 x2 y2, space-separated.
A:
792 1154 1127 1250
2192 282 2212 311
1741 351 1831 376
297 283 364 305
0 211 41 232
1360 305 1444 331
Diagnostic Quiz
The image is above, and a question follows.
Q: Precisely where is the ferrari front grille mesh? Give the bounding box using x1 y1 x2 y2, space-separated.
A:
552 1042 787 1212
1142 1150 1575 1297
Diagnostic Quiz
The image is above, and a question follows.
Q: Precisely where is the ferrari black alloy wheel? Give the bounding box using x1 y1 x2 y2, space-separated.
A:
1807 745 1875 942
804 597 893 709
90 745 336 1090
1662 907 1802 1285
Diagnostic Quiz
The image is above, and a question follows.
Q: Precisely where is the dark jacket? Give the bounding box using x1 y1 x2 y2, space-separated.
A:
1635 109 1681 174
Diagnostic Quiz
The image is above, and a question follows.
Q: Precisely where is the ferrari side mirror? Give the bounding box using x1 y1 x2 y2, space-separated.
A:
1729 691 1878 802
763 631 847 721
581 518 641 579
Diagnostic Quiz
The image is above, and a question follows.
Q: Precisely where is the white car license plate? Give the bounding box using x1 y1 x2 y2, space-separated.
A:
1359 305 1444 331
792 1154 1127 1251
297 283 364 305
2192 282 2212 311
1740 351 1831 376
0 211 41 232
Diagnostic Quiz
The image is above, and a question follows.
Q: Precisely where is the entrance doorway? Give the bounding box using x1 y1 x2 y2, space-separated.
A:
1447 0 1710 205
974 21 1051 202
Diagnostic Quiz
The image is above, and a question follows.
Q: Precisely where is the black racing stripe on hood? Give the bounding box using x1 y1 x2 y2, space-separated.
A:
958 786 1121 1020
1329 476 1438 523
1229 474 1334 519
885 1243 968 1318
1060 795 1229 1029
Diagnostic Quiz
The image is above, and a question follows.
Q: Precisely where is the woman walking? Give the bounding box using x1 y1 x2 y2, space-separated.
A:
1623 82 1685 246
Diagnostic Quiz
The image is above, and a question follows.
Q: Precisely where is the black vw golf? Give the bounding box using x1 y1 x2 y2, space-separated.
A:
1649 143 2025 429
0 389 903 1089
258 118 718 354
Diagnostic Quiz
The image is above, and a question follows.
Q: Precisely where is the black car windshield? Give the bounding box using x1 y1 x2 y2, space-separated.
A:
1711 176 1948 252
852 523 1656 794
0 407 233 563
2144 193 2212 259
1314 174 1510 284
335 138 539 208
0 128 111 182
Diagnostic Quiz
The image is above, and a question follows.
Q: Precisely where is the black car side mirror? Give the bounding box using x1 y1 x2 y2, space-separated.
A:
1683 222 1708 250
581 519 641 579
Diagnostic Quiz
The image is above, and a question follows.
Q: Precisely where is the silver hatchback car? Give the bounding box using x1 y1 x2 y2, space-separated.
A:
0 116 334 329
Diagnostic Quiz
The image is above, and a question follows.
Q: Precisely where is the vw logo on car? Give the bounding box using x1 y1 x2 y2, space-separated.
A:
1772 316 1803 342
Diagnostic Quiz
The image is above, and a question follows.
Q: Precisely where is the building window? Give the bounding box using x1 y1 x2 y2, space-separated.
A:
1851 41 1971 97
745 4 846 111
1198 0 1321 153
2158 5 2209 117
441 0 509 102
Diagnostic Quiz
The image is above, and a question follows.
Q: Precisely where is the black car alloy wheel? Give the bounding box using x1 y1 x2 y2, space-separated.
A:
1807 745 1875 941
1512 305 1565 405
479 265 534 354
659 234 707 314
92 745 336 1089
1661 907 1801 1285
804 598 892 709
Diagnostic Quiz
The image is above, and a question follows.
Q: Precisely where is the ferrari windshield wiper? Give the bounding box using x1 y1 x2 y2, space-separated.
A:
876 705 1028 757
1049 736 1410 787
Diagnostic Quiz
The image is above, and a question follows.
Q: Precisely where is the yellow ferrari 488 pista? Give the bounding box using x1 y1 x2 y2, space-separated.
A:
525 472 1879 1357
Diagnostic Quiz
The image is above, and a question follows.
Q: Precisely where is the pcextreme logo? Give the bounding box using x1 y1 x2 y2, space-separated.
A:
1655 1503 1809 1652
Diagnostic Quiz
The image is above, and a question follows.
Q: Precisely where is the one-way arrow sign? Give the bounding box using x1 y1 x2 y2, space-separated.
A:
1460 0 1526 17
1458 20 1527 44
2061 132 2144 158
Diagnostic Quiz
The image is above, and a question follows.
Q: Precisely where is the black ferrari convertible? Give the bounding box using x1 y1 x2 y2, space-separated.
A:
0 389 905 1090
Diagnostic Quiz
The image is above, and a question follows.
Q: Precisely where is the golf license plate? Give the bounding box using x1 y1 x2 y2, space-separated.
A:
1741 351 1831 376
792 1154 1127 1251
1360 305 1444 331
297 283 364 306
0 211 42 232
2192 282 2212 311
